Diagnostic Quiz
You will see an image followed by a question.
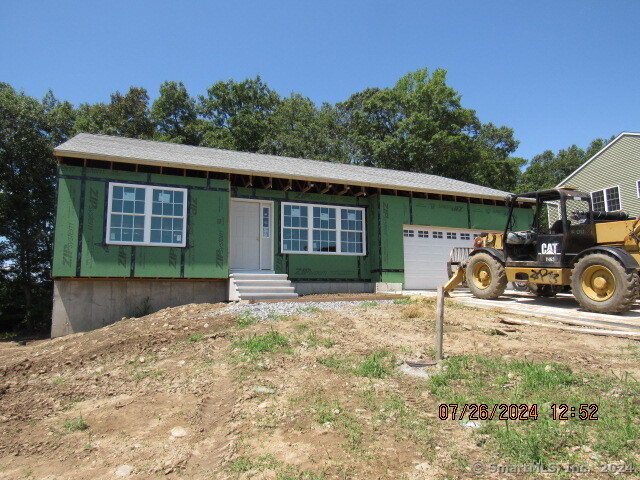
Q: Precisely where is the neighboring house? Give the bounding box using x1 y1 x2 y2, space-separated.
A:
51 133 532 337
557 132 640 218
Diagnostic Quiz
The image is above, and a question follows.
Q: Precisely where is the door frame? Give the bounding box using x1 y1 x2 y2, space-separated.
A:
229 198 274 272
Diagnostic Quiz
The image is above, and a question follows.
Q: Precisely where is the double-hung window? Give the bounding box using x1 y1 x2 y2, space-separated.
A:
106 183 188 247
281 202 366 255
591 186 621 212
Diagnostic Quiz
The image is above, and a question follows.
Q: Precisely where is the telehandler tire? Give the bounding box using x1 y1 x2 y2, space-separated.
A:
571 253 640 314
466 252 507 299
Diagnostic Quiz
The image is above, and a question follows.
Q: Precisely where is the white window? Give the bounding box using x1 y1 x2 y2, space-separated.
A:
281 202 366 255
460 233 471 241
403 229 414 237
433 231 443 239
446 232 457 240
417 230 428 238
106 183 188 247
591 186 621 212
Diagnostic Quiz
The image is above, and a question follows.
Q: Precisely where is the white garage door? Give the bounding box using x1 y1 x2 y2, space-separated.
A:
403 226 483 290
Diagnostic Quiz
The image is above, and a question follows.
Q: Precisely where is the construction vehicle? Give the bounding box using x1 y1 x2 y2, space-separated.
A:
444 188 640 314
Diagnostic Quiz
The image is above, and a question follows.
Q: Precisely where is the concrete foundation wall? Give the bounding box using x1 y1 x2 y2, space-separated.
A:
292 282 374 295
52 279 227 337
375 282 403 293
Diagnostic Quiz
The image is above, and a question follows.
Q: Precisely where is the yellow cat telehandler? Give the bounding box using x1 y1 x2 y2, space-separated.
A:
444 188 640 313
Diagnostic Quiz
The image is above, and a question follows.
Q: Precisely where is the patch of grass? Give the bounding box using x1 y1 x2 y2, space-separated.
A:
52 377 67 385
297 305 322 314
358 301 378 309
311 395 363 450
227 454 281 474
63 416 89 432
354 350 394 378
428 355 640 465
393 297 417 305
304 331 335 349
317 355 347 370
236 310 258 327
188 333 203 342
233 330 291 358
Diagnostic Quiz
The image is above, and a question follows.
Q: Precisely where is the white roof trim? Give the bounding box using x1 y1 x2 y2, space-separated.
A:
556 132 640 187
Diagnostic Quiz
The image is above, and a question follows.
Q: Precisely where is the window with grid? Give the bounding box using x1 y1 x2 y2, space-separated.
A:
591 186 621 212
282 204 309 252
403 229 414 237
107 183 187 246
446 232 457 240
281 203 365 255
460 233 470 241
417 230 428 238
340 208 364 253
433 231 443 239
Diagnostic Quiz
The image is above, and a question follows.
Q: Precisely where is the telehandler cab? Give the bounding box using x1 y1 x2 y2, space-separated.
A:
444 188 640 313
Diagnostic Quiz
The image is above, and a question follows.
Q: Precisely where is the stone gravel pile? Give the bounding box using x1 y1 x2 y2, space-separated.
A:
220 300 394 320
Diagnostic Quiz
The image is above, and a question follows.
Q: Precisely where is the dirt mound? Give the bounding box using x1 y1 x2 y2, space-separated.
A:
1 297 638 479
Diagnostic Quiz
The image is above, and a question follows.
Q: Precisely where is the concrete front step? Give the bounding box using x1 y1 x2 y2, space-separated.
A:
240 293 299 300
234 279 292 287
229 272 298 301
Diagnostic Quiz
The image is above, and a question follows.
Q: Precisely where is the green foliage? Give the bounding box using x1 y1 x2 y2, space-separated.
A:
354 351 393 378
233 330 291 356
517 138 609 193
188 333 203 342
151 81 202 145
236 310 258 327
62 416 89 432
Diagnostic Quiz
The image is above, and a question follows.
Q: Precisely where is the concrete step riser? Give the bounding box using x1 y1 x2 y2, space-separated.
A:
231 274 289 281
237 287 296 293
234 280 292 287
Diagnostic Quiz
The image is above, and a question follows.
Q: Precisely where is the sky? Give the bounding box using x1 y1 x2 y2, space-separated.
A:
1 0 639 161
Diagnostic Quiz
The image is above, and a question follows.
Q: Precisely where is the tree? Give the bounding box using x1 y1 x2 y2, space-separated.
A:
74 86 155 139
0 84 60 331
259 93 349 162
151 81 203 145
338 68 520 189
199 75 281 152
517 138 609 193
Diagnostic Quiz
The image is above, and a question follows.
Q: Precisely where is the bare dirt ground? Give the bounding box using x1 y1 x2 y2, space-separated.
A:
1 296 639 480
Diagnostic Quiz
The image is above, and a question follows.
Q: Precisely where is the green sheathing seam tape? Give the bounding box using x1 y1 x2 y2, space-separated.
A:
52 166 230 279
379 196 410 284
52 175 82 277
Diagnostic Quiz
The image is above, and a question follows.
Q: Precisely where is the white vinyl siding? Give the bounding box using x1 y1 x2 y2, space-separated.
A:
281 202 366 255
106 183 188 247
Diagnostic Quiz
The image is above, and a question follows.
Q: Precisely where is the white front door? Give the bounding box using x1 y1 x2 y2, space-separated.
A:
230 199 273 271
403 226 484 289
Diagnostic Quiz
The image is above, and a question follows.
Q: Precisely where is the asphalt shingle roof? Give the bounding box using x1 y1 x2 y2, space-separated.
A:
55 133 510 199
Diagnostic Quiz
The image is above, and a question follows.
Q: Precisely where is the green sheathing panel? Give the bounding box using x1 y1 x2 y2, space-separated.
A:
287 255 362 280
184 189 228 278
367 198 381 282
53 166 230 279
511 207 534 231
412 198 468 228
80 181 130 277
469 204 534 231
379 196 410 284
52 176 82 277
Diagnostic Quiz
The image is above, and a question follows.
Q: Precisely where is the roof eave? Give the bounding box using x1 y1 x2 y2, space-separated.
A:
54 148 510 202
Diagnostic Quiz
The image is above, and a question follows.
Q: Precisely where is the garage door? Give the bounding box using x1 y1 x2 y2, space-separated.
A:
403 226 483 290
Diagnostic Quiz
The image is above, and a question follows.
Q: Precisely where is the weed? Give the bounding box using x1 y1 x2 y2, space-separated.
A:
132 296 152 318
236 310 257 327
298 305 322 314
393 297 417 305
296 323 310 333
233 330 291 358
52 377 67 385
227 454 280 474
188 333 203 342
358 301 378 309
354 351 393 378
63 416 89 432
